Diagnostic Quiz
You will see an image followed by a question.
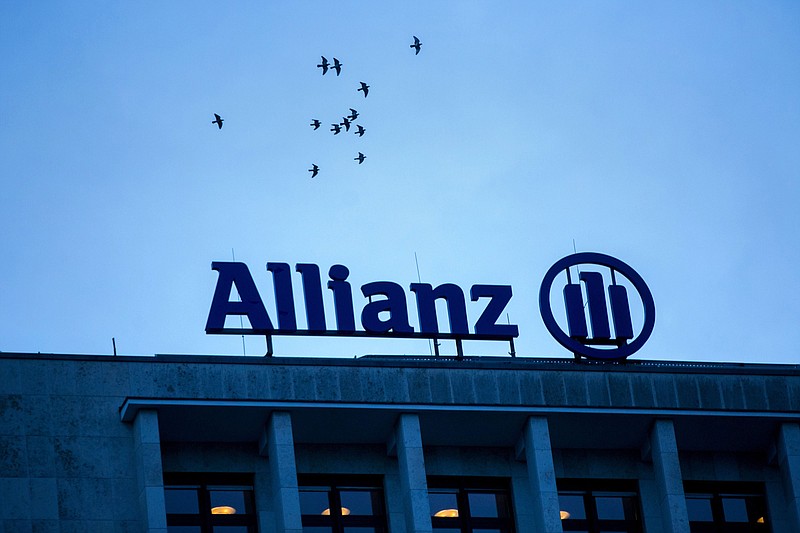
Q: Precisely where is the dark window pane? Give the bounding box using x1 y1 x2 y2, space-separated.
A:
722 497 749 523
301 490 332 516
213 528 250 533
621 496 638 521
430 492 459 517
595 497 625 520
166 488 200 514
559 494 586 520
168 528 202 533
468 492 502 518
686 497 714 522
303 528 332 533
340 491 375 516
473 529 503 533
343 528 379 533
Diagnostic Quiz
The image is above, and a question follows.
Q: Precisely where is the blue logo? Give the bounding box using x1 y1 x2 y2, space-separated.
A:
539 253 655 360
205 262 519 343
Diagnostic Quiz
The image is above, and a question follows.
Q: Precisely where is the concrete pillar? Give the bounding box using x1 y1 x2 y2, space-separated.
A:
260 411 303 533
520 417 563 533
649 419 689 533
392 414 433 533
132 409 167 533
777 422 800 530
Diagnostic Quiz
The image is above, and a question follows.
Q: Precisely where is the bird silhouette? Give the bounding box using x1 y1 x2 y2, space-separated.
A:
348 108 359 121
355 152 366 164
354 125 366 137
310 119 321 130
358 82 370 97
411 36 422 55
212 114 224 129
317 56 329 75
309 164 319 178
332 57 343 76
330 123 342 135
340 117 351 131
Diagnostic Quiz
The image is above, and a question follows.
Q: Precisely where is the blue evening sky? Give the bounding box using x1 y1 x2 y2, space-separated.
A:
1 2 798 363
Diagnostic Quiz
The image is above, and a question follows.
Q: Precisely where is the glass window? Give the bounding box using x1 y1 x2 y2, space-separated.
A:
558 480 642 533
298 475 386 533
686 496 714 522
684 482 769 532
428 477 514 533
164 473 257 533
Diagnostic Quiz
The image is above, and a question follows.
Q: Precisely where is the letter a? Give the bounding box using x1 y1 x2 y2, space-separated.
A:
361 281 413 333
206 262 273 333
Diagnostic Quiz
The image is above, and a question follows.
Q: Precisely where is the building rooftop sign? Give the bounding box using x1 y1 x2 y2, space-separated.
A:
538 252 655 361
206 253 655 361
205 262 518 356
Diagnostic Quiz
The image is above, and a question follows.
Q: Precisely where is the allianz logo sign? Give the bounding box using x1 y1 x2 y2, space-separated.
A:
206 252 655 361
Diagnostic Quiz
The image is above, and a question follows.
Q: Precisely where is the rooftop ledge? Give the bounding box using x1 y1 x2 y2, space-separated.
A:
0 351 798 376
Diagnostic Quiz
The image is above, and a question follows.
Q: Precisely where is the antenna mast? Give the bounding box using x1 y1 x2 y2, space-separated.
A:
415 252 436 356
232 248 246 356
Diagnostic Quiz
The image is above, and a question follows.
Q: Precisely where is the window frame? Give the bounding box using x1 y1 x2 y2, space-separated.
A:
557 478 643 533
427 476 516 533
684 481 770 533
298 474 388 533
164 472 258 533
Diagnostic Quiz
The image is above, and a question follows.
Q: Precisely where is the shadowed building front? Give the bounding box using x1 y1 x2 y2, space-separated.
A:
1 352 798 532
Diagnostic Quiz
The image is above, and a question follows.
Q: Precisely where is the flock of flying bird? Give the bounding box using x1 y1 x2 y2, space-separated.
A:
211 36 422 179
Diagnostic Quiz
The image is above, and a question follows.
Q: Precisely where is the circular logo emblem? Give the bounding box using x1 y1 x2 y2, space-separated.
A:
539 252 655 360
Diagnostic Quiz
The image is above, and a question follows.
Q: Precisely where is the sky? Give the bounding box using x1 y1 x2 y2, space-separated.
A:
1 2 799 364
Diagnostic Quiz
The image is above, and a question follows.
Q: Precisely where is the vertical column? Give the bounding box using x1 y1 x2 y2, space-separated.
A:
777 422 800 530
522 417 563 533
649 419 689 533
133 409 167 533
394 414 433 533
260 411 303 533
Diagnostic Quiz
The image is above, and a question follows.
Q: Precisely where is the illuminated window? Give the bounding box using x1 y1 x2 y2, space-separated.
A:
298 475 387 533
164 473 257 533
685 482 769 532
428 477 515 533
558 480 642 533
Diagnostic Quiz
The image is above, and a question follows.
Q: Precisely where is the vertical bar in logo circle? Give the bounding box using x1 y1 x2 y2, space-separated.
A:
563 283 588 339
609 285 633 340
579 271 610 340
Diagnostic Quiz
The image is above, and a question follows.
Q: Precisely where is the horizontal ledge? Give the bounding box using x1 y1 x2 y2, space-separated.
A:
205 328 516 341
119 397 800 424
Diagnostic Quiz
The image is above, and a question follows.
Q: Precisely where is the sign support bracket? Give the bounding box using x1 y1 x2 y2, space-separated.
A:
265 335 273 357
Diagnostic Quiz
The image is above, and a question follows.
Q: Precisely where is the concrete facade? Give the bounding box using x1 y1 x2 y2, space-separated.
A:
1 352 799 532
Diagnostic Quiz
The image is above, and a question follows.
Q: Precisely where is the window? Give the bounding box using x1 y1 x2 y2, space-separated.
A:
164 473 257 533
685 482 769 532
558 480 642 533
428 477 515 533
298 475 387 533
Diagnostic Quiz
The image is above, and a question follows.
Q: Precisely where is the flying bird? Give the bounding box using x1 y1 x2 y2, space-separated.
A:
348 108 359 121
310 119 321 130
410 36 422 55
355 152 366 164
330 123 342 135
317 56 329 75
309 164 319 178
212 114 224 129
332 57 343 76
354 125 365 137
340 117 351 131
358 82 370 97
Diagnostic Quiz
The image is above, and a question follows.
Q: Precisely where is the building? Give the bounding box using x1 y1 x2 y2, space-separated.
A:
1 351 800 533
